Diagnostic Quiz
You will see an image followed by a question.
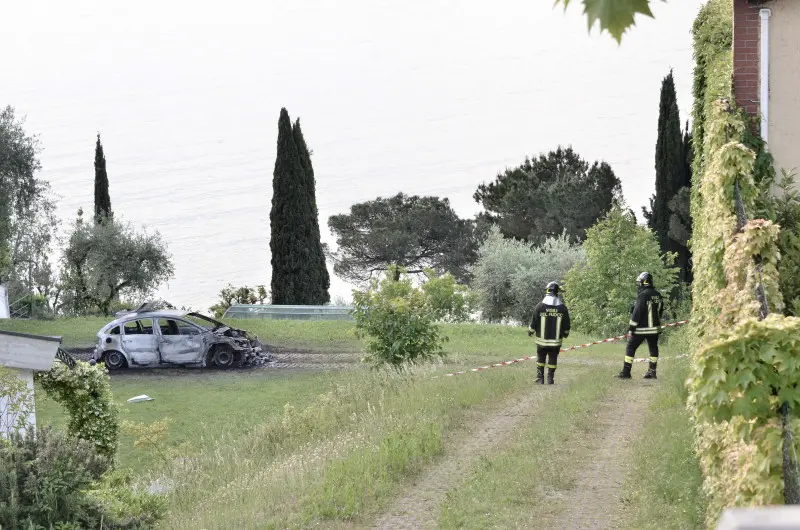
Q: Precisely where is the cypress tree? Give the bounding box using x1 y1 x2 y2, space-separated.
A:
651 70 683 255
672 122 694 283
292 118 330 304
269 108 330 305
94 133 112 222
681 121 693 188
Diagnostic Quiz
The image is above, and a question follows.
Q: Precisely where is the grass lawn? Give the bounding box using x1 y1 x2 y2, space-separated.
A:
21 317 628 475
0 317 362 351
0 315 636 359
0 316 110 348
617 358 707 529
3 317 700 527
161 362 557 528
438 367 616 528
35 369 337 474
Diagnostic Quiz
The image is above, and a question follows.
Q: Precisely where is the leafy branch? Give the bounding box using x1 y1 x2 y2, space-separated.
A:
554 0 662 43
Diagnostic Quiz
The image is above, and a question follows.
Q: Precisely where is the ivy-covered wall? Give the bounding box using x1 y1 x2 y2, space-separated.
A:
689 0 800 525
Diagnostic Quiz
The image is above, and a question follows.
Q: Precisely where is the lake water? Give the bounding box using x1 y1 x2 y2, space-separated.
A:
1 0 704 311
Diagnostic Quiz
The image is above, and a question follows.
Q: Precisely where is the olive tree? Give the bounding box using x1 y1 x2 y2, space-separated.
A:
59 210 174 315
471 226 584 323
0 106 59 305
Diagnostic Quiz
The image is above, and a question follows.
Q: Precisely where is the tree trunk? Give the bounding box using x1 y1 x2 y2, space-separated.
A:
781 402 800 504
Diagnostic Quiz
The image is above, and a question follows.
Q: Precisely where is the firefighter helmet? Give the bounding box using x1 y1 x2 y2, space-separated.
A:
636 272 653 288
546 281 560 295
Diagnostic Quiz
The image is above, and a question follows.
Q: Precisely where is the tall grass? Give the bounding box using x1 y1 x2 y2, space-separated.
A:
23 316 631 477
36 370 338 474
438 368 615 528
160 363 559 528
618 357 707 529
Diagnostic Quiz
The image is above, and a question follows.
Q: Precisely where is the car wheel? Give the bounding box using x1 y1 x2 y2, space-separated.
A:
213 346 235 369
104 350 127 371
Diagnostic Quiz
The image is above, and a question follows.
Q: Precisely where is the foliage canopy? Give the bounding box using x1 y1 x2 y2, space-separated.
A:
0 106 58 301
474 146 621 246
59 210 174 316
352 266 448 369
270 108 330 305
554 0 661 43
564 206 678 336
471 226 584 323
329 193 477 284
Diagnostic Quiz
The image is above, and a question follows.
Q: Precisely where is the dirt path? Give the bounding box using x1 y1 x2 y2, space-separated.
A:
553 381 653 530
371 372 581 530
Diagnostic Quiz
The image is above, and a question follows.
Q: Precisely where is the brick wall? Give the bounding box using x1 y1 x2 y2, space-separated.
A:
733 0 764 123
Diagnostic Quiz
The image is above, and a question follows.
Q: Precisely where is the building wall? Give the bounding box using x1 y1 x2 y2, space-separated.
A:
767 0 800 177
733 0 763 119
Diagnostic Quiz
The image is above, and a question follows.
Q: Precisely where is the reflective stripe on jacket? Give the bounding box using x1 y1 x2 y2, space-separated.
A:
529 300 571 348
629 287 664 335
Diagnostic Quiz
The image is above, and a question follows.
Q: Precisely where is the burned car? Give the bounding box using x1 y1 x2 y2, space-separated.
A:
92 303 266 370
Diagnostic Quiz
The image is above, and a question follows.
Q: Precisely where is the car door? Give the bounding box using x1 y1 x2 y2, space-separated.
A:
121 319 159 365
156 318 204 364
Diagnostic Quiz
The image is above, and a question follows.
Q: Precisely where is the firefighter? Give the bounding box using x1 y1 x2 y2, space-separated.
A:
616 272 664 380
528 281 571 385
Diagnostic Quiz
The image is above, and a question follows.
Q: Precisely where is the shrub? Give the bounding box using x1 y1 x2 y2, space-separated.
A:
37 360 120 460
87 469 169 529
0 366 34 438
509 233 585 324
421 269 476 323
209 283 269 318
471 226 583 323
761 169 800 315
564 206 679 337
0 429 167 529
352 266 447 369
0 427 110 529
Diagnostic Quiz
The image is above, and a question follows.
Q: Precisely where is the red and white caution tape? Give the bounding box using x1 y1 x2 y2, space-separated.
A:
438 320 690 378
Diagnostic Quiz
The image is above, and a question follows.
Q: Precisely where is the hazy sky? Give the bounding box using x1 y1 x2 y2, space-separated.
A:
1 1 705 308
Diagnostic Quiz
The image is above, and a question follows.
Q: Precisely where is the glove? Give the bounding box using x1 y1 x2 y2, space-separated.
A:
527 330 533 337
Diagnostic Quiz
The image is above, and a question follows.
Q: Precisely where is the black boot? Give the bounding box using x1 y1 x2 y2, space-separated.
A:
616 362 632 379
547 367 556 385
643 362 657 379
535 365 545 385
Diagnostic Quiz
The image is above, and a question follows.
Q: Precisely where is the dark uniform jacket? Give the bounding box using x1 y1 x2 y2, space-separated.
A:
529 296 571 349
628 287 664 335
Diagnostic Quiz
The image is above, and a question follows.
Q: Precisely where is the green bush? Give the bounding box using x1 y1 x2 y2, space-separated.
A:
0 366 34 437
0 429 167 529
87 469 169 529
352 266 447 369
564 206 679 336
209 283 269 318
0 427 109 529
758 169 800 315
664 282 692 322
37 360 120 459
421 269 475 323
471 225 584 323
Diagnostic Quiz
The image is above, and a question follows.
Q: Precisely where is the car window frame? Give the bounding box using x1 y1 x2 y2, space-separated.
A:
175 318 203 335
122 318 155 336
154 317 203 336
